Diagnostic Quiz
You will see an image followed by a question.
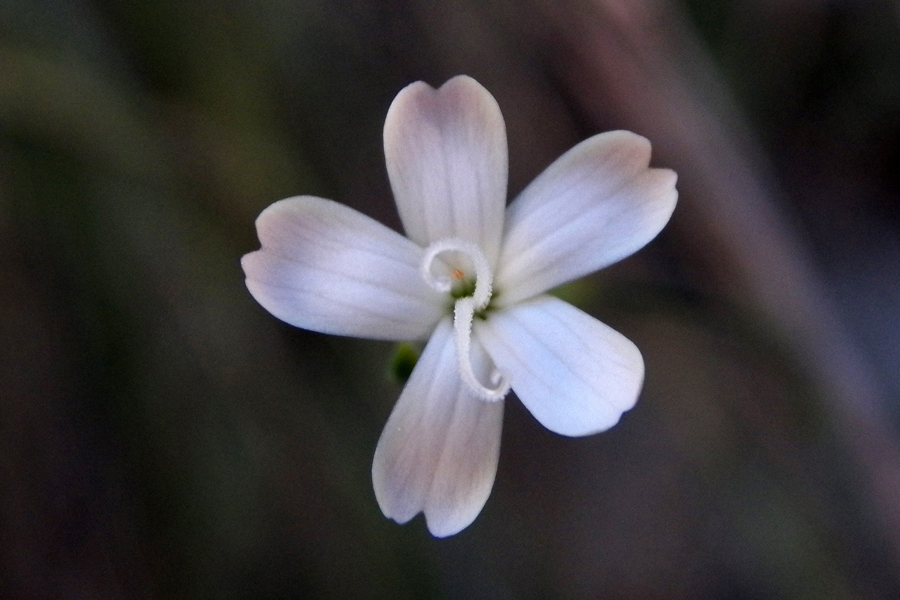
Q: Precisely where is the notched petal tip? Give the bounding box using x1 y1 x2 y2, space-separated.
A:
653 166 679 204
389 74 486 101
424 508 476 538
387 75 498 117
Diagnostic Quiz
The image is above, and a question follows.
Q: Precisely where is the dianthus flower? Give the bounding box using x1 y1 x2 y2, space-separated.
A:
242 76 677 536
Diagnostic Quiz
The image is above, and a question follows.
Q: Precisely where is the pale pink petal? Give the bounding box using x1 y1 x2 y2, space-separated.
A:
384 75 507 266
495 131 677 306
242 196 444 341
372 318 504 537
476 295 643 436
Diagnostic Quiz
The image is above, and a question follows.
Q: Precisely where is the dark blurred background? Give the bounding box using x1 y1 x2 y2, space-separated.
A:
2 0 900 598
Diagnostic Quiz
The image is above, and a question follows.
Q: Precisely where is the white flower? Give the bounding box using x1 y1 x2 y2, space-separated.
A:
241 76 678 537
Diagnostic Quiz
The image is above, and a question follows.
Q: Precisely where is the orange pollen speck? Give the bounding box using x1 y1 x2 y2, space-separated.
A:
451 269 465 280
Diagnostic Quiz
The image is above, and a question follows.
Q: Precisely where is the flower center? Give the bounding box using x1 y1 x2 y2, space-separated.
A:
421 238 510 402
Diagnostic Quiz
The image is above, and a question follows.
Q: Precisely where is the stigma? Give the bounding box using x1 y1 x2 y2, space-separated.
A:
421 238 510 402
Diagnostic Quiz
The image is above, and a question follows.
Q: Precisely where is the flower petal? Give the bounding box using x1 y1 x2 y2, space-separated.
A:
372 318 504 537
384 75 508 266
242 196 444 341
475 295 643 436
494 131 677 306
